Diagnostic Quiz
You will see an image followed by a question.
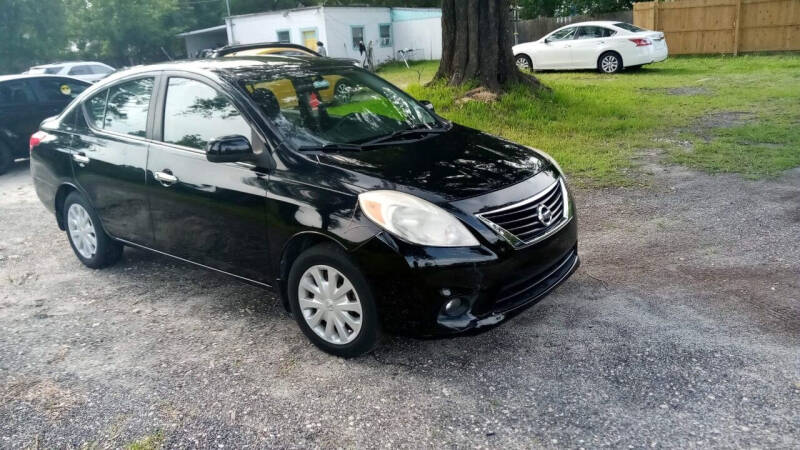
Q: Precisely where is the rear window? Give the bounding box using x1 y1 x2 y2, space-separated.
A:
68 65 92 76
614 22 646 33
90 65 113 75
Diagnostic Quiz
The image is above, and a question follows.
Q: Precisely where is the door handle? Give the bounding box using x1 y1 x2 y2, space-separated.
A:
73 152 90 166
155 170 178 186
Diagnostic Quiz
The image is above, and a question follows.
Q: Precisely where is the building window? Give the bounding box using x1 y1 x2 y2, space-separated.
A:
351 26 364 49
379 24 392 47
277 30 290 44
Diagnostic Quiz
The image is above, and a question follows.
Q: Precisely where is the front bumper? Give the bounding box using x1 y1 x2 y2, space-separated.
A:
351 213 579 336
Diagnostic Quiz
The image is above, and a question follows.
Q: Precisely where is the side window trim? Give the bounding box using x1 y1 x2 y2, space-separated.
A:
79 74 158 143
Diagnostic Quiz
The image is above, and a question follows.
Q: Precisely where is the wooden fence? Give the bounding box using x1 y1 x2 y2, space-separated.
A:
516 11 633 43
633 0 800 54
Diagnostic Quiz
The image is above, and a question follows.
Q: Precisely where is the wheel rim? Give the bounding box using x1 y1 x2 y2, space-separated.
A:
298 265 363 345
516 56 531 70
601 55 619 73
67 203 97 259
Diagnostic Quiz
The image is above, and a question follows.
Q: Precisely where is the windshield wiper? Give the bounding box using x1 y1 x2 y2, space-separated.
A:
297 143 363 153
361 124 449 147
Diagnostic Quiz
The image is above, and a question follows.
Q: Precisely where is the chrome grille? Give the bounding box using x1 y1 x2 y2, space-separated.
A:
477 179 569 247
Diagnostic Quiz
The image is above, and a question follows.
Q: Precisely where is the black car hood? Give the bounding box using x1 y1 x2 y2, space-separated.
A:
316 125 549 201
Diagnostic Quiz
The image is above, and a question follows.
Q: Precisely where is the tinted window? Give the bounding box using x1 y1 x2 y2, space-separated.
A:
576 26 615 39
33 78 88 102
548 27 577 41
277 30 290 44
614 22 646 33
103 78 153 137
90 65 113 75
68 65 92 76
85 89 108 128
44 66 63 74
163 77 251 150
0 80 36 105
351 26 364 49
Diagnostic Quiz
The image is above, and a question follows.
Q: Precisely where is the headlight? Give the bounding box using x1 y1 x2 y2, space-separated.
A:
358 190 480 247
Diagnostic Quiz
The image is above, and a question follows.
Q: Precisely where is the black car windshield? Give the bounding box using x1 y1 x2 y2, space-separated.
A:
236 65 442 148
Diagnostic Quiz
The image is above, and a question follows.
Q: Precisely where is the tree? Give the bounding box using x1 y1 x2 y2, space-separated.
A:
0 0 68 73
434 0 545 93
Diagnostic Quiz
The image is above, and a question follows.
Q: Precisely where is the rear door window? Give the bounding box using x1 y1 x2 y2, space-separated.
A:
90 65 113 75
162 77 252 150
32 78 88 102
576 26 615 39
82 77 154 137
103 78 154 137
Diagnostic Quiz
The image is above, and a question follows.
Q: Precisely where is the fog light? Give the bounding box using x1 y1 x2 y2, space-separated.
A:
443 298 468 317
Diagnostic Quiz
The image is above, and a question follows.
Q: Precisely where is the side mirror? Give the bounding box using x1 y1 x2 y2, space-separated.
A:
544 38 551 44
206 135 254 163
420 100 435 112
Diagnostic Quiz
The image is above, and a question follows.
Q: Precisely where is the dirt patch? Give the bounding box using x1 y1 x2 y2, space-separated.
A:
688 111 755 142
2 378 85 420
641 86 712 96
455 87 498 105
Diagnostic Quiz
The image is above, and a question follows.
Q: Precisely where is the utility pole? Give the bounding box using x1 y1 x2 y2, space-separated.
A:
511 1 522 45
225 0 231 17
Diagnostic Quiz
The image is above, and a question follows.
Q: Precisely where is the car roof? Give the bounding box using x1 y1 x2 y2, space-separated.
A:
97 56 356 85
211 42 320 58
558 21 628 28
30 61 111 69
0 73 92 84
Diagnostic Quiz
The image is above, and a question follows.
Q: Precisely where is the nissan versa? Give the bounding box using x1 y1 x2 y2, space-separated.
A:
30 57 579 357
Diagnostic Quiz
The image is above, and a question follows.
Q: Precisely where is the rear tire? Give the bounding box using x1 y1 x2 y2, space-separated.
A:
288 243 380 358
598 52 622 74
515 54 533 72
63 191 123 269
0 143 12 175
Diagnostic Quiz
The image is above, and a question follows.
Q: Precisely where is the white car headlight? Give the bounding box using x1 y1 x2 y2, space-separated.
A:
358 190 480 247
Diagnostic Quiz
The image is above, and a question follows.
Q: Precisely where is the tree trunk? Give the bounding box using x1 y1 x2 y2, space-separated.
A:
434 0 546 93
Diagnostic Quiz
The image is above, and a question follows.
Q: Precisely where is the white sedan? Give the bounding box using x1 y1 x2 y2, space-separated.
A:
513 21 668 74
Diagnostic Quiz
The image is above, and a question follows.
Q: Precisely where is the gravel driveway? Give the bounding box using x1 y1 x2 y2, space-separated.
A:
1 156 798 448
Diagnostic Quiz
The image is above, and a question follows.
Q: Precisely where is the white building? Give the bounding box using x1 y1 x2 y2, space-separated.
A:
179 6 442 63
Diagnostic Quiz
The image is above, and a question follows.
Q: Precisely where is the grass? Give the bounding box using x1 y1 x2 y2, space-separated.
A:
125 431 165 450
377 54 800 185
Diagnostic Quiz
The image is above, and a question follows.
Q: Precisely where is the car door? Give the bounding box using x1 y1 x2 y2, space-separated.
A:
535 26 578 69
147 73 272 284
0 79 40 156
71 76 156 246
570 26 616 69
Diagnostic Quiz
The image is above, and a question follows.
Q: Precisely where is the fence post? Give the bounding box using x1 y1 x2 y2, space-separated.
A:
653 0 660 31
733 0 743 55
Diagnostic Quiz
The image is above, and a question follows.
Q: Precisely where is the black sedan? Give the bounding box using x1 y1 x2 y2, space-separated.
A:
30 57 578 357
0 74 89 174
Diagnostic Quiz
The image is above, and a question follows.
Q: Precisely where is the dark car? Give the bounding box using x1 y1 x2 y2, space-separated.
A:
0 74 89 174
30 56 578 357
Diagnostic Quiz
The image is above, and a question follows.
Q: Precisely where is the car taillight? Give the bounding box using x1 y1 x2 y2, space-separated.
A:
30 131 48 153
629 38 652 47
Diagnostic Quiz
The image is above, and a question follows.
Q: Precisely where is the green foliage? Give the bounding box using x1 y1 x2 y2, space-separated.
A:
0 0 68 73
125 431 165 450
379 54 800 185
518 0 635 19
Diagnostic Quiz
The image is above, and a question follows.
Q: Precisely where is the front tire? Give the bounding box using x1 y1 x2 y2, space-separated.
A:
598 52 622 74
63 191 123 269
288 243 380 357
515 54 533 72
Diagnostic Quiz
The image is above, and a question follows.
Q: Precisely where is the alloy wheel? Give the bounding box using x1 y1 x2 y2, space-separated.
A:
601 55 619 73
298 265 363 345
67 203 97 259
516 56 531 71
